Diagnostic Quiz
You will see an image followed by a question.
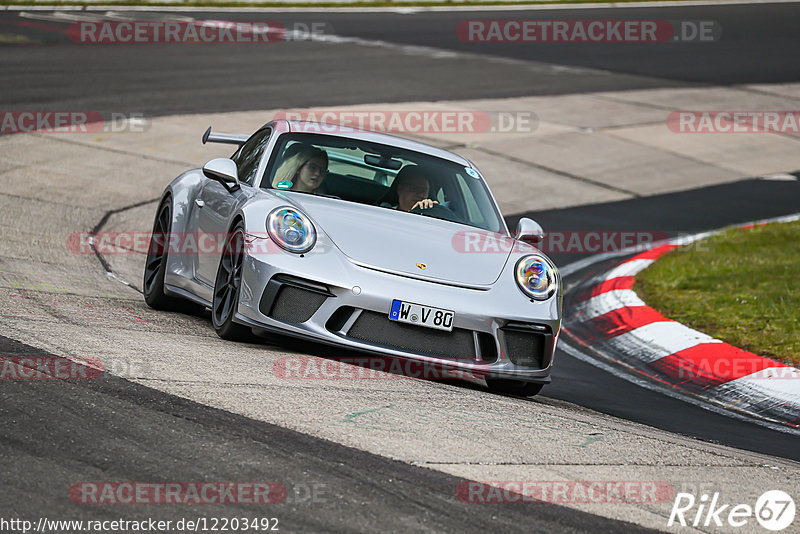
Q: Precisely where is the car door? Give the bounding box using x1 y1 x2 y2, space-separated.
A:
194 127 272 287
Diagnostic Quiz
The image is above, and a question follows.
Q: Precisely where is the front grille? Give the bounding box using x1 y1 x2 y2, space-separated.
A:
501 326 548 368
346 310 476 361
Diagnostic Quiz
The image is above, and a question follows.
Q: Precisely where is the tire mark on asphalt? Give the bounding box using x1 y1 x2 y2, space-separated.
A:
90 196 160 294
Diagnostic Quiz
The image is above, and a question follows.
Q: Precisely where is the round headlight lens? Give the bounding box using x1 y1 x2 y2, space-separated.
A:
515 255 558 300
267 207 316 254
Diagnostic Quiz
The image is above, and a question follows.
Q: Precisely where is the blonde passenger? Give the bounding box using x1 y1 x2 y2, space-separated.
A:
273 145 329 193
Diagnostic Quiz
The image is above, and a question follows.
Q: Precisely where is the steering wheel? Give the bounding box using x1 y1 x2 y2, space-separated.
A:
409 203 464 224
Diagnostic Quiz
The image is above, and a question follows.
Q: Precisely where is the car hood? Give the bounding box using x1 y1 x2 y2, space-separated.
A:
283 193 514 286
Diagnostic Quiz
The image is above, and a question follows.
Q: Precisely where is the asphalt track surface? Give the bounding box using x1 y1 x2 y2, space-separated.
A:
2 3 800 531
0 336 654 532
0 3 798 115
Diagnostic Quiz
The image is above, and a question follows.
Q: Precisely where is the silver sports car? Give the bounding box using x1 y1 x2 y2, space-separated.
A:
143 120 561 396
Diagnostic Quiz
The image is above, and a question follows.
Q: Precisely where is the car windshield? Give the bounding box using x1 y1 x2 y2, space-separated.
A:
262 132 505 233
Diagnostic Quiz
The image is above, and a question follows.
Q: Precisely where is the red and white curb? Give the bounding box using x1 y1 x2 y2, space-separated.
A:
561 214 800 431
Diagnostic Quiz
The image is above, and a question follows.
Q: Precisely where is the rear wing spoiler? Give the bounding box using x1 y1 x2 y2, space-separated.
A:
202 127 248 146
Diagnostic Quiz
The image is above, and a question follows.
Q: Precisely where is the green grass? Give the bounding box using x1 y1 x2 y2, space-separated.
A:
0 32 39 43
635 219 800 367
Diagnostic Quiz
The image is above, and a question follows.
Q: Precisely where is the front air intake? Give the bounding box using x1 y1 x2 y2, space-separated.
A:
501 324 551 369
259 275 332 324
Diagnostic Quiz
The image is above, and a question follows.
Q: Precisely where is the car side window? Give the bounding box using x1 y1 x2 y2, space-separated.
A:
233 128 271 185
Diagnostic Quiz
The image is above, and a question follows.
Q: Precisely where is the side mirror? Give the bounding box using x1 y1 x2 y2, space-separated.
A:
203 158 239 190
515 217 545 245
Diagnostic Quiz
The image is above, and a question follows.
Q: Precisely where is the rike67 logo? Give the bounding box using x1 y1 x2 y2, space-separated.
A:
668 490 795 531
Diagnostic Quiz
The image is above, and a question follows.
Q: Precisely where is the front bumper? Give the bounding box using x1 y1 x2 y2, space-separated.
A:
236 245 561 383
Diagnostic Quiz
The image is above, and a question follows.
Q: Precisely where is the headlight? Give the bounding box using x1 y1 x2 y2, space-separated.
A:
267 207 316 254
515 255 558 300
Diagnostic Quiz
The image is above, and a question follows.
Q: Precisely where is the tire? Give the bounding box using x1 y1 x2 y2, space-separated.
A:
211 223 253 341
486 378 544 397
143 199 204 314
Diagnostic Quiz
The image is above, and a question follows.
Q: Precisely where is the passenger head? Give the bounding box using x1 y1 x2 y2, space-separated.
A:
273 145 329 193
385 165 432 212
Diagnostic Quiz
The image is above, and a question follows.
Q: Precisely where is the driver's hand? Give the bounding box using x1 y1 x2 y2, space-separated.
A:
411 199 438 211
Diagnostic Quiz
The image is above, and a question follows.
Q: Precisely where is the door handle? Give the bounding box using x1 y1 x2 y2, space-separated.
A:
194 199 205 208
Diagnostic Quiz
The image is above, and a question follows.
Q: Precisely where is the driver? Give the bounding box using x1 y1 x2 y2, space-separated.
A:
379 165 438 212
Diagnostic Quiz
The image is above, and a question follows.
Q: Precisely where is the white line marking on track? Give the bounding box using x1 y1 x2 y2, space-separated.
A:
559 338 800 436
607 322 720 363
727 367 800 400
761 173 798 181
602 258 654 280
574 289 645 321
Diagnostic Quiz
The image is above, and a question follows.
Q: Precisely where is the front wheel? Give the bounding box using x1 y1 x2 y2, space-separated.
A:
211 223 253 341
486 378 544 397
143 199 203 314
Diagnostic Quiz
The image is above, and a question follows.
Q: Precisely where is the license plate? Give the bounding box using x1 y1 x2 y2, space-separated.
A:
389 299 454 332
